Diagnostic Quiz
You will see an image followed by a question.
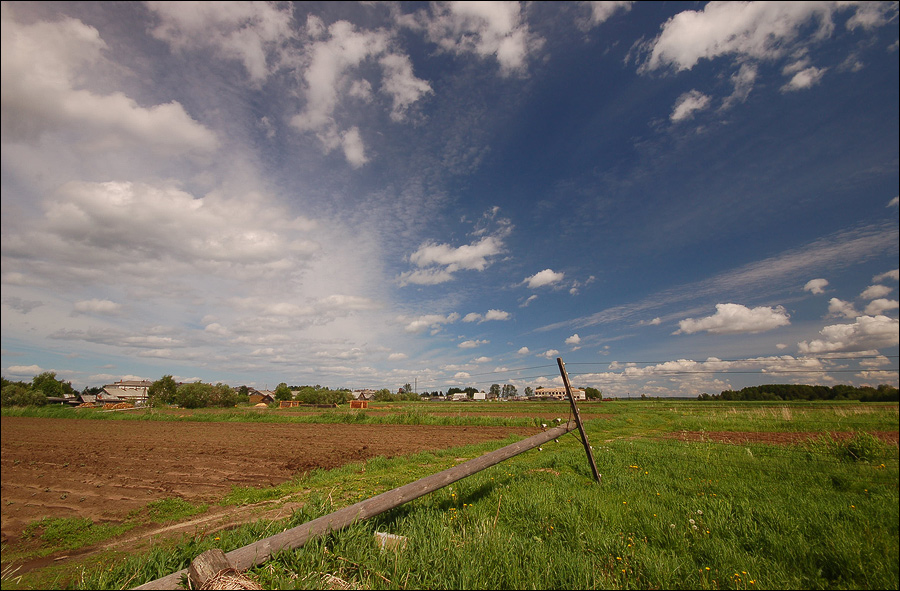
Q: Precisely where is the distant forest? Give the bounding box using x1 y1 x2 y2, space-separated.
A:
700 383 898 402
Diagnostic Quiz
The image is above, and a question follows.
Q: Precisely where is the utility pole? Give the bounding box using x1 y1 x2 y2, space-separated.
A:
557 357 601 484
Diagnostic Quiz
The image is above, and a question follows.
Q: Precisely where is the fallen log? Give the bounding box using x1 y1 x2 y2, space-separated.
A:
134 421 577 590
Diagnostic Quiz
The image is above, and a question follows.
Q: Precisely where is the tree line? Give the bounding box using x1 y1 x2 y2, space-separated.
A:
698 383 898 402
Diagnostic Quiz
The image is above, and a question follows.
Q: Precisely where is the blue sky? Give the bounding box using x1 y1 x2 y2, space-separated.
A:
2 1 898 396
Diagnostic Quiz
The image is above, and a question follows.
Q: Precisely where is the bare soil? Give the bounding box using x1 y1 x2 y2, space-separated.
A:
1 417 538 546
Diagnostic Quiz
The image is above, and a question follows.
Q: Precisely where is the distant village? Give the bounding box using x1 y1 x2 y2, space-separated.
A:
55 380 589 408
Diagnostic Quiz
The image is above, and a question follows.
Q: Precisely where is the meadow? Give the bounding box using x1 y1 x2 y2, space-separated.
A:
1 399 897 590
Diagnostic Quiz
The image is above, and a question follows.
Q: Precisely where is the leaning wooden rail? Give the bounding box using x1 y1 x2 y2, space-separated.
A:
134 421 578 590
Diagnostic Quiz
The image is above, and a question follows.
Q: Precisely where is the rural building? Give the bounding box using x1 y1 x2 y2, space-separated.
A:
279 400 300 408
350 400 369 409
451 392 469 401
534 387 586 400
249 392 275 405
101 380 152 405
473 391 487 400
351 389 377 400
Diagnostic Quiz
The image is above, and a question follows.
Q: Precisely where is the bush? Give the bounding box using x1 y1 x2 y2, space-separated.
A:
0 383 48 407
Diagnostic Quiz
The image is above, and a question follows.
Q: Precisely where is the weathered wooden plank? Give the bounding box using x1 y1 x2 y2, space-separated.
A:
188 548 232 588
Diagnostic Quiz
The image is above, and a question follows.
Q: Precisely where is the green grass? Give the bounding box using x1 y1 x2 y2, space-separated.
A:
2 401 897 590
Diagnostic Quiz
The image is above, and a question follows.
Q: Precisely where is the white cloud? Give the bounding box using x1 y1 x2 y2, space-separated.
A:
565 334 582 345
1 5 218 152
289 19 430 166
874 269 899 282
146 1 295 84
400 234 506 285
584 1 634 26
864 299 899 316
459 339 488 349
888 196 899 208
781 66 827 91
472 356 492 363
525 269 565 289
73 299 122 316
803 278 829 295
517 346 530 355
379 52 434 122
541 349 560 359
798 315 899 353
861 284 893 300
828 298 859 319
410 1 543 75
676 303 790 335
721 63 758 109
670 90 711 122
463 309 511 323
401 313 460 334
484 309 510 321
388 352 408 361
4 365 47 379
642 3 839 72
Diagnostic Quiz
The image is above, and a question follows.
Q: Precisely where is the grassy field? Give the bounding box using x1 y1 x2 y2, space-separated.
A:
2 400 897 590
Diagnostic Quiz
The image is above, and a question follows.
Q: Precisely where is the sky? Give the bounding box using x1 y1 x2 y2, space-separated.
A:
1 1 898 397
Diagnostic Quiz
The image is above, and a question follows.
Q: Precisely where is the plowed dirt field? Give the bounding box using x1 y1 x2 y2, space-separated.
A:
1 416 539 545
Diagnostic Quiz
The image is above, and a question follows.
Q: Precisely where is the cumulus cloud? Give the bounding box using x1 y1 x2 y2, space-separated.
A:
146 0 295 84
828 298 859 319
642 3 843 72
463 309 510 323
525 269 565 289
289 18 431 167
864 299 899 316
407 1 544 75
459 339 488 349
584 1 634 27
798 315 899 353
873 269 899 282
1 5 218 151
565 334 581 345
803 278 829 295
401 313 460 334
400 231 507 286
2 181 319 287
541 349 560 359
721 63 758 109
676 303 790 335
73 299 122 316
517 346 530 355
861 284 893 299
670 90 711 122
781 66 827 92
638 2 896 115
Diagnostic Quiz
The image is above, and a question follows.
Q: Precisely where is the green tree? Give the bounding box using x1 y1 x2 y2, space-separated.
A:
502 384 517 398
1 381 47 407
524 386 534 397
274 382 293 401
584 387 602 400
489 384 501 398
148 375 178 407
31 372 65 398
175 382 212 409
210 383 238 407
